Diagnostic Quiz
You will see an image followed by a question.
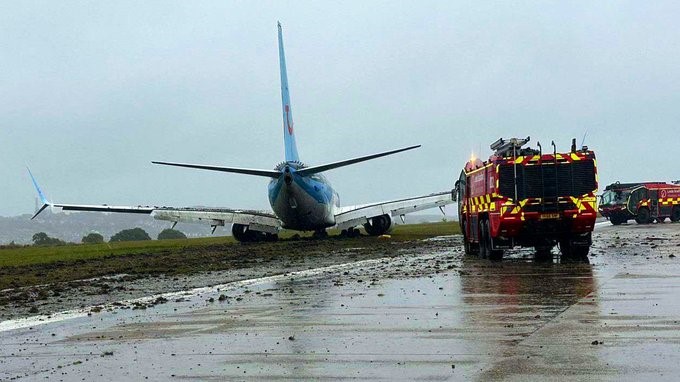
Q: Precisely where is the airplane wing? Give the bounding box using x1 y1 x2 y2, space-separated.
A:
151 207 280 234
333 191 455 231
28 169 281 234
43 203 281 234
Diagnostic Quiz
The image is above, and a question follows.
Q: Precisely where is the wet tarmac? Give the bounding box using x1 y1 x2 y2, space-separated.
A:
1 223 679 381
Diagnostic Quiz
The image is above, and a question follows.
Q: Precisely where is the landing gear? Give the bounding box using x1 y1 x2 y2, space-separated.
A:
340 227 360 238
312 229 328 239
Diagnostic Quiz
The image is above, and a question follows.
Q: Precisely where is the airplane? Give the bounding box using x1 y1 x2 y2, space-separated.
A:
29 23 454 242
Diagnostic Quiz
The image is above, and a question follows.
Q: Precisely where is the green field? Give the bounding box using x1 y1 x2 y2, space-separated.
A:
0 222 460 291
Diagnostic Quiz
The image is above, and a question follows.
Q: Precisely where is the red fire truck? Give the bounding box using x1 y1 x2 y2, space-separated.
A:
599 182 680 225
454 137 598 262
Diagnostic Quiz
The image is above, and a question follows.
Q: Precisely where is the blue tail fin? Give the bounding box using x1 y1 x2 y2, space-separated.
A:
278 22 300 162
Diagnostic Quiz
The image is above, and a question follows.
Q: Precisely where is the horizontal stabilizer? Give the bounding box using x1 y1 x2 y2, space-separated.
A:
152 161 281 178
296 145 421 176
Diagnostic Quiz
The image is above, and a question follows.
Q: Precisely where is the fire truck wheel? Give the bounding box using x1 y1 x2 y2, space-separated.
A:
671 207 680 222
635 208 651 224
484 220 503 261
461 220 472 255
610 216 624 225
534 246 553 262
478 221 489 259
559 239 590 263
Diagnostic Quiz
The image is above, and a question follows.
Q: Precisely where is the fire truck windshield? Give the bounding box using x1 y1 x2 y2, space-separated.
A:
600 189 628 206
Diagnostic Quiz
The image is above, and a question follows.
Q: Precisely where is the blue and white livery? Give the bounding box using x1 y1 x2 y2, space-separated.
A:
30 23 454 241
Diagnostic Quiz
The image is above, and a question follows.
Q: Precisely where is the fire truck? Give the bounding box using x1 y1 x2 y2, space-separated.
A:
599 182 680 225
454 137 598 262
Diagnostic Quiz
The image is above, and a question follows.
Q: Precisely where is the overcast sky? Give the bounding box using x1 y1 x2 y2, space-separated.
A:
1 1 679 217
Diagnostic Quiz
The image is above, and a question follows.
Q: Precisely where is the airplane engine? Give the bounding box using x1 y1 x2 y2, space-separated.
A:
363 214 393 236
232 223 278 242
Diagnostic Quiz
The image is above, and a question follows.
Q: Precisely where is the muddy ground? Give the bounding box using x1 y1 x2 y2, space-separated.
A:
0 237 454 321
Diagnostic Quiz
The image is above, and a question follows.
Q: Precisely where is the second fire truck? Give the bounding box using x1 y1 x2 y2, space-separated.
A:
599 182 680 225
454 137 598 262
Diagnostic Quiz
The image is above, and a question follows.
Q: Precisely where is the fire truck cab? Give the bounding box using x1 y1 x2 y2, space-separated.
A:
454 137 598 262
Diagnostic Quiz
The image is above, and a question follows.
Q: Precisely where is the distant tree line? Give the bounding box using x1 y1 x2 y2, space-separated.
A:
82 232 104 244
31 228 187 246
32 232 66 246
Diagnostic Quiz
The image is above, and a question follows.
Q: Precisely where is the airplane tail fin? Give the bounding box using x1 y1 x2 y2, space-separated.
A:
27 167 51 219
278 22 300 162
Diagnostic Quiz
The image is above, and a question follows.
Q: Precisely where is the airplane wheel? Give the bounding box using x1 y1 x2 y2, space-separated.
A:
313 229 328 239
340 228 360 238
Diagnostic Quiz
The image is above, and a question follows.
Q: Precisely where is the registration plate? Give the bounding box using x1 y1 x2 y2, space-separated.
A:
540 213 560 220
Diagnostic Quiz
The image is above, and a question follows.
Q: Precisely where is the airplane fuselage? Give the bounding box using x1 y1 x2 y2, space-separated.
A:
268 162 339 230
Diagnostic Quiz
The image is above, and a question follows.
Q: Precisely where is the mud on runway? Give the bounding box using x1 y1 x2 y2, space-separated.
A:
1 223 680 381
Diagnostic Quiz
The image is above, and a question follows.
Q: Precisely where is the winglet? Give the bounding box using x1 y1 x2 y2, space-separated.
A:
27 167 51 220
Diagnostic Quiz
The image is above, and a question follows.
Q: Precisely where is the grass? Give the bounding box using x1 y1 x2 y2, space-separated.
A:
0 222 460 292
0 221 460 269
0 236 236 268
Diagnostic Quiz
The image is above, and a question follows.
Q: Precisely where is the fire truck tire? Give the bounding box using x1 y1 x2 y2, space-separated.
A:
635 208 651 224
670 207 680 222
610 216 624 225
559 239 590 263
461 220 473 256
478 221 489 259
534 246 553 262
483 220 503 261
